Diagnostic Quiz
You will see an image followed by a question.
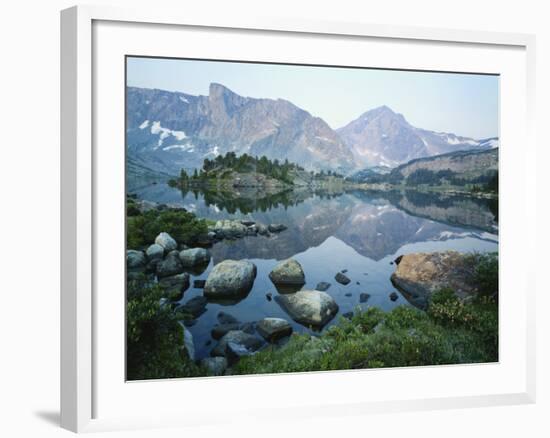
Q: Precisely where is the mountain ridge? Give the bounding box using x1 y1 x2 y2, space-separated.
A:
126 84 498 175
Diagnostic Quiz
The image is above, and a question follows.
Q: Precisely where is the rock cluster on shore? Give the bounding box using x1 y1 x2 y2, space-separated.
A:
207 219 287 242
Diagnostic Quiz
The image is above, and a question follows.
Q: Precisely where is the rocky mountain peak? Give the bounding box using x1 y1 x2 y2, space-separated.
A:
208 83 249 118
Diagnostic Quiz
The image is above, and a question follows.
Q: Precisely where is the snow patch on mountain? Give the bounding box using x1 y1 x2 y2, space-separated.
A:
150 121 187 148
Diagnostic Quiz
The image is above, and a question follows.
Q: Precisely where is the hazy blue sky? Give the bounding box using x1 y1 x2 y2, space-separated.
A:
127 57 499 139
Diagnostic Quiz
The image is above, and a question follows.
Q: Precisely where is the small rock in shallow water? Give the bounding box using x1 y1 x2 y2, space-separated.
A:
178 295 208 318
240 321 256 335
342 312 354 320
158 273 190 301
315 282 331 291
211 323 241 340
257 224 269 235
335 272 351 285
211 330 264 358
389 292 399 301
266 292 273 301
268 224 287 233
193 279 206 288
356 282 360 285
257 318 292 342
217 311 240 325
341 269 348 274
359 293 371 303
345 293 352 297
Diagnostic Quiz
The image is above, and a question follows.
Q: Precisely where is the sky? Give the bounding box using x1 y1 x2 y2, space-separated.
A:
127 56 499 139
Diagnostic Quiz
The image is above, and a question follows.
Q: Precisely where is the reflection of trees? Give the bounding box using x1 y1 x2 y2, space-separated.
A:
178 186 346 215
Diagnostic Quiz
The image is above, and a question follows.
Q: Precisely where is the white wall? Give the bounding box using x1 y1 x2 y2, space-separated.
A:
0 1 546 437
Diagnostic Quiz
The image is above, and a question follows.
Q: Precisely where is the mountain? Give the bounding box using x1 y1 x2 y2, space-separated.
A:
385 148 499 189
390 147 498 179
337 105 498 167
126 84 355 175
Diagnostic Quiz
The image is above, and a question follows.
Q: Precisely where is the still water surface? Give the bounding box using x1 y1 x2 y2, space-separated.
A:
130 181 498 360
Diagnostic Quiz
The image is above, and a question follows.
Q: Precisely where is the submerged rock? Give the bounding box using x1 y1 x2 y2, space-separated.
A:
156 250 184 278
269 258 305 286
389 292 399 301
315 282 331 292
217 311 240 325
127 250 146 269
211 323 242 340
390 251 479 308
200 357 228 376
359 293 371 303
178 295 208 318
211 330 264 358
275 290 339 328
155 232 178 252
257 318 293 342
204 260 257 298
158 273 190 301
268 224 287 233
179 248 211 267
335 272 351 285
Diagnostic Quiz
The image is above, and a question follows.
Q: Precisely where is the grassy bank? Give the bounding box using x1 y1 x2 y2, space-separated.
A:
233 286 498 375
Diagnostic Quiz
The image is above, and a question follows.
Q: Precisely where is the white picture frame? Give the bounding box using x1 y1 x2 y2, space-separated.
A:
60 4 537 433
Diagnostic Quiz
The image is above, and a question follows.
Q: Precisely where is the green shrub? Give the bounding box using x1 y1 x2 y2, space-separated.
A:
126 208 208 249
473 252 498 296
126 278 201 380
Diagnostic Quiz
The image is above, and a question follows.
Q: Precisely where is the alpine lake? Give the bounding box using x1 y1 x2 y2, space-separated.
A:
129 179 498 361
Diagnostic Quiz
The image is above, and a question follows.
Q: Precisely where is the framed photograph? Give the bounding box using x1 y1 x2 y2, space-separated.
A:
61 5 536 433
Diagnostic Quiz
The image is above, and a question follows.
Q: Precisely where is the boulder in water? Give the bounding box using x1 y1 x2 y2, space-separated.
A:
269 258 305 286
204 260 257 298
275 290 339 328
